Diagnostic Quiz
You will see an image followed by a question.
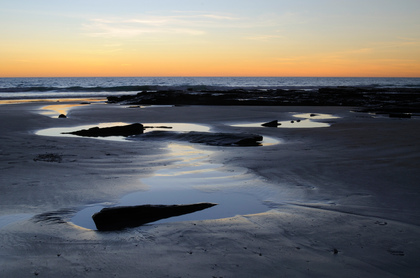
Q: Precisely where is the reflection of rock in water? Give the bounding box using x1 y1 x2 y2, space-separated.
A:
92 203 217 231
64 123 144 137
135 131 264 146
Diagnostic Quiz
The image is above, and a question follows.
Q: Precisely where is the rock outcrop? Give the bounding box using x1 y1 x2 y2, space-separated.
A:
261 120 279 127
64 123 144 137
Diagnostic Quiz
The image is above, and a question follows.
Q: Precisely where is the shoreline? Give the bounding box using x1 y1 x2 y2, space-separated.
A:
1 100 420 277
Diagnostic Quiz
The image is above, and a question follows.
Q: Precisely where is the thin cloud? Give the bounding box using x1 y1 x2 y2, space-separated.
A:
82 13 236 38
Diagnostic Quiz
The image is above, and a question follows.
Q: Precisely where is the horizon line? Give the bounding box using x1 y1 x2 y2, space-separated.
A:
1 76 420 79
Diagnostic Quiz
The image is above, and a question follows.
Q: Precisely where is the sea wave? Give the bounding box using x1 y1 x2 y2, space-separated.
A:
0 85 156 93
1 77 419 99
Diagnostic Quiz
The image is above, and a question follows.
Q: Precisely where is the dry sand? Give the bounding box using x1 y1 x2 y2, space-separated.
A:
1 100 420 277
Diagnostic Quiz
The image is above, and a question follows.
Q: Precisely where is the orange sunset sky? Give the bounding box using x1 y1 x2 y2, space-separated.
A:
1 0 420 77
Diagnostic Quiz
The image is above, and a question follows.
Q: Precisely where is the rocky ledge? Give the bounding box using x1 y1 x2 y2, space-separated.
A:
63 123 144 137
107 87 420 115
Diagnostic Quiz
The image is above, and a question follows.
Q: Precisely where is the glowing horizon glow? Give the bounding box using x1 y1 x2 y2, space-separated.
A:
1 0 420 78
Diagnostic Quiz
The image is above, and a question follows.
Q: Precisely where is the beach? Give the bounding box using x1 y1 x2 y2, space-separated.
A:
1 100 420 277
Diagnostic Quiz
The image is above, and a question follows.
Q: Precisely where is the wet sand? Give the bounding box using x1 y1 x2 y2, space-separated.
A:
1 100 420 277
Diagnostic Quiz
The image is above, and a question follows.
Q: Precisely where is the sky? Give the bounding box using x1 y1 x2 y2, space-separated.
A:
1 0 420 77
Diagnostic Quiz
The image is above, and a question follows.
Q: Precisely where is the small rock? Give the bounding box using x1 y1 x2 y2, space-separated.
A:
261 120 279 127
58 114 67 118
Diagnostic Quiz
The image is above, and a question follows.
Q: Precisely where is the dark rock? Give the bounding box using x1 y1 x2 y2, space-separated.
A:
92 203 217 231
235 135 264 146
261 120 279 127
58 114 67 118
64 123 144 137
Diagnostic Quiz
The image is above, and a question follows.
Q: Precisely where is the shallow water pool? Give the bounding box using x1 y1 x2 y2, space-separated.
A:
71 143 276 230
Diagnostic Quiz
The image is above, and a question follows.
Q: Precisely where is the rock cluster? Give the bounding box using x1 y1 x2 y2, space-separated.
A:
107 87 420 115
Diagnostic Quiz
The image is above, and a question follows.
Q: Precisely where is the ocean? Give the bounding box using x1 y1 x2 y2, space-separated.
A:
1 77 420 100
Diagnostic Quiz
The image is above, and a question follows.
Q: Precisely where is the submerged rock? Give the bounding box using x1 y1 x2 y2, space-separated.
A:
92 203 217 231
64 123 144 137
389 113 411 118
33 153 63 163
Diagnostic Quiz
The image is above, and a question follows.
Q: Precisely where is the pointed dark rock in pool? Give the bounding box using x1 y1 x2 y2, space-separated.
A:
64 123 144 137
261 120 279 127
92 203 217 231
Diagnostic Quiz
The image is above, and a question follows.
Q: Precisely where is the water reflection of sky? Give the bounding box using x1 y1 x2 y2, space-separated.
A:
40 103 91 117
231 113 338 129
233 119 330 128
293 113 340 120
35 122 211 141
38 99 105 118
72 143 275 230
36 122 280 146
